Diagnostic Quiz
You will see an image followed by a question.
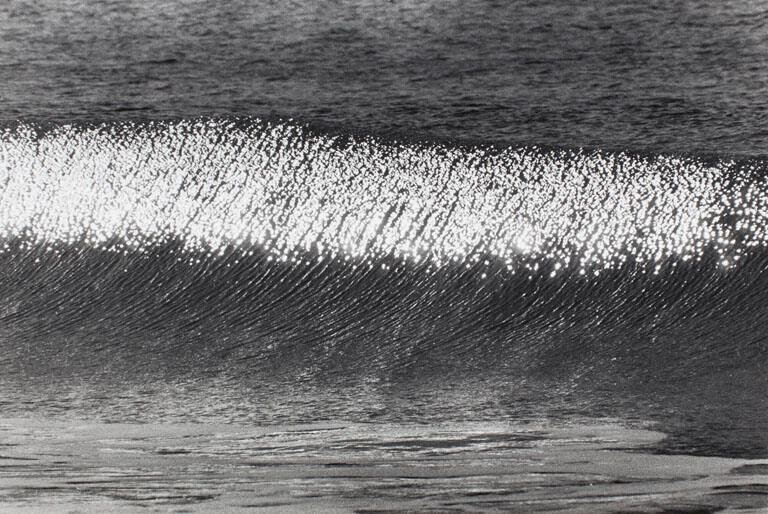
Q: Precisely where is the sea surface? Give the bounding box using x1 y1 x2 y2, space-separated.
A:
1 1 767 512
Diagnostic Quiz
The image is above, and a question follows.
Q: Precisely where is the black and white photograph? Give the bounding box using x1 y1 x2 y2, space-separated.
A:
0 1 767 512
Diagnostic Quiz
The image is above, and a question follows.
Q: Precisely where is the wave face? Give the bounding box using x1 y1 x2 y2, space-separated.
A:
0 119 767 456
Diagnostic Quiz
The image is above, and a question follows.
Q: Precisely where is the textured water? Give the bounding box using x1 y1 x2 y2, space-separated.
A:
1 1 768 511
4 418 767 513
2 0 768 155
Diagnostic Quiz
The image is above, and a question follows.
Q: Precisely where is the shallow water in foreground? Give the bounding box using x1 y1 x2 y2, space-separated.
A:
1 418 767 513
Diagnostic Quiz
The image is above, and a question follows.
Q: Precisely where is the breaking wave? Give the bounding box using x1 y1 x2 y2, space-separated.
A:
1 118 767 375
0 118 767 457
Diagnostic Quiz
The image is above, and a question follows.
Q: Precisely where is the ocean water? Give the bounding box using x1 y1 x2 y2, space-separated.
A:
1 1 768 512
3 0 768 154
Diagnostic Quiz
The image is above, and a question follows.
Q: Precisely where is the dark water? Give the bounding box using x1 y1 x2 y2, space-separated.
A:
2 0 768 154
0 0 767 492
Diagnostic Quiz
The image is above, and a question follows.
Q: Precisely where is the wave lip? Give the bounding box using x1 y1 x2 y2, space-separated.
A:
1 118 767 275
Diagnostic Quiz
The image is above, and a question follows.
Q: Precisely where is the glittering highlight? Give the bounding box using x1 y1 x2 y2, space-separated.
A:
1 119 766 274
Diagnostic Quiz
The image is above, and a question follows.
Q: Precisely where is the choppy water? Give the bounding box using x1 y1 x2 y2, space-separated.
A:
2 0 768 155
1 0 768 511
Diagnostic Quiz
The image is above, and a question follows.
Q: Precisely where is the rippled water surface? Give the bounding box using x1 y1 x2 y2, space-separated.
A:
2 0 768 154
1 1 768 511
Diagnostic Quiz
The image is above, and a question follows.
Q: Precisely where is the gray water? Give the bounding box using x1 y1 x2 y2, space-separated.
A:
1 1 768 512
2 0 768 154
